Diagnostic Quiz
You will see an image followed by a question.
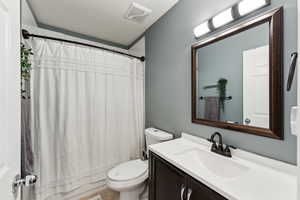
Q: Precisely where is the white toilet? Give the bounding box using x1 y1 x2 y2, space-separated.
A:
106 128 173 200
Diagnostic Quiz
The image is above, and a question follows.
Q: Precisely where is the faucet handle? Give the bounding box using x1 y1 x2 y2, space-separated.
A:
223 145 236 157
226 145 237 150
207 138 213 143
224 145 237 155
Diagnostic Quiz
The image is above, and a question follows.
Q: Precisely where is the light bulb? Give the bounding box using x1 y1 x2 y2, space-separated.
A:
238 0 267 16
194 21 210 37
212 8 233 28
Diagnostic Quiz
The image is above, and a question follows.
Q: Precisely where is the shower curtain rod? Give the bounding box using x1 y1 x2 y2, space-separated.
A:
22 29 145 62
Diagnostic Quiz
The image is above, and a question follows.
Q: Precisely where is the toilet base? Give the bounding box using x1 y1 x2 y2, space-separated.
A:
106 159 149 200
118 183 146 200
120 189 140 200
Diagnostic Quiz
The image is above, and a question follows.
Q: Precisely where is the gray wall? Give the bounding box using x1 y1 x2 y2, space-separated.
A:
145 0 298 164
197 23 269 124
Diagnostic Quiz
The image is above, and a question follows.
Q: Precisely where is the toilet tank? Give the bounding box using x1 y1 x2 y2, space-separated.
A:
145 128 173 152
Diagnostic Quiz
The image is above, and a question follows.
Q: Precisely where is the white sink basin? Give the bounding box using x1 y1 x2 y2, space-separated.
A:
175 149 249 178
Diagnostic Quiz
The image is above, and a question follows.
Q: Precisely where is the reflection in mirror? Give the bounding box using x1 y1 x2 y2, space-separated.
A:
196 23 270 129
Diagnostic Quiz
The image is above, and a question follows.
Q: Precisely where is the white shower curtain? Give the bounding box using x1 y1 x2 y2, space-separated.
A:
28 38 144 200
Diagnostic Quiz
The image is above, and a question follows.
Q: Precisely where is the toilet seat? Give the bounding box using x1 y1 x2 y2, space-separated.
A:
107 159 148 191
108 159 148 181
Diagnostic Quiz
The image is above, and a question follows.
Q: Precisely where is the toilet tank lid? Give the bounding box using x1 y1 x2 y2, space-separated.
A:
145 128 173 141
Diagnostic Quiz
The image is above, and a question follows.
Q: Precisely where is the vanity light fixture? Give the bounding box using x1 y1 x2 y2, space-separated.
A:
193 21 210 38
238 0 268 16
193 0 270 38
212 8 233 28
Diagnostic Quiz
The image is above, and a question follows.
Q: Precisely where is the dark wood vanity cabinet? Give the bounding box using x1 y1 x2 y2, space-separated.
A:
150 152 186 200
187 177 227 200
149 152 227 200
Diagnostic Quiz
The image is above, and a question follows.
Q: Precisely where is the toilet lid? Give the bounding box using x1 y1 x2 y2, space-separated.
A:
108 159 148 181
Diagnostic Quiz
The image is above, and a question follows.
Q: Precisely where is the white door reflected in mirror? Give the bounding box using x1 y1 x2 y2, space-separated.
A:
243 45 270 128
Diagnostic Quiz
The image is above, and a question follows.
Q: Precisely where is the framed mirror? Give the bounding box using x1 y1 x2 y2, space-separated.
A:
191 8 283 139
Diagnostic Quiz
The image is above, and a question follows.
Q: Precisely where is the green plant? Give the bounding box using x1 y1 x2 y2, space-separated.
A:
217 78 228 111
21 43 33 97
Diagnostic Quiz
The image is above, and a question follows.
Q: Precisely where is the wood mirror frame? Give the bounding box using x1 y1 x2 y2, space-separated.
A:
191 7 283 139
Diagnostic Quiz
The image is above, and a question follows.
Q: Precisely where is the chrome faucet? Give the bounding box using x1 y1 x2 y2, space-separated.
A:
207 132 236 157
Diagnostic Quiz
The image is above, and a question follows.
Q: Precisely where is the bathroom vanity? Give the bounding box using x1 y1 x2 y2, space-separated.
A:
149 133 297 200
149 152 227 200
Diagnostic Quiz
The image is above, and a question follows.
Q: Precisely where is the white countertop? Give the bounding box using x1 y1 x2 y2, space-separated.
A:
149 133 297 200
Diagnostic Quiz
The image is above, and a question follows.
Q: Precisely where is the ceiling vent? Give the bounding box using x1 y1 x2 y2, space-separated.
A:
124 2 152 24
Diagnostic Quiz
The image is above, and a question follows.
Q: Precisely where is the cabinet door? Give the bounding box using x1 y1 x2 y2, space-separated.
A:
187 177 228 200
149 152 186 200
